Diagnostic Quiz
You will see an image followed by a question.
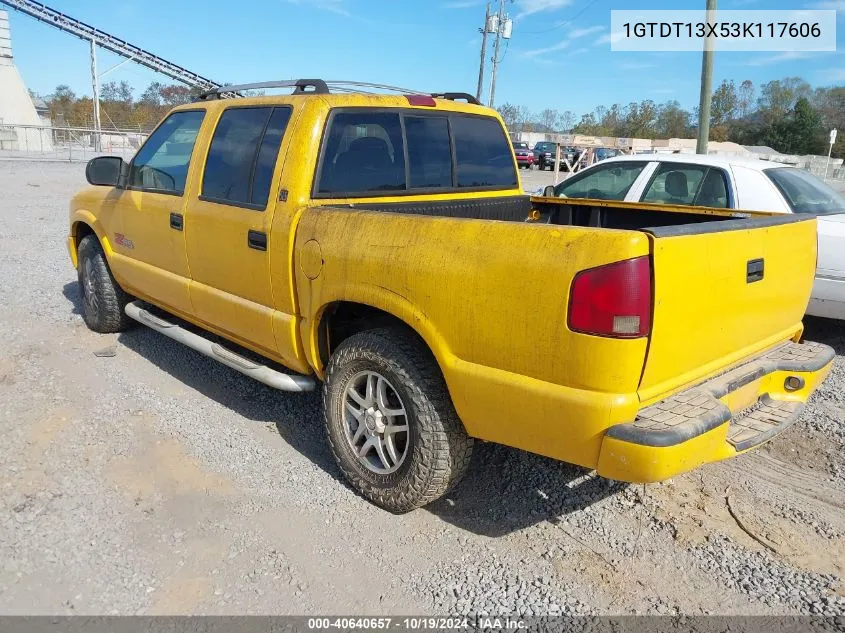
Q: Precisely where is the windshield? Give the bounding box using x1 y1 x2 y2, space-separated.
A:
765 168 845 215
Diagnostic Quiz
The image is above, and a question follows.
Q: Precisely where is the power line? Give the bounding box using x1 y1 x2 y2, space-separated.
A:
519 0 603 36
498 39 511 65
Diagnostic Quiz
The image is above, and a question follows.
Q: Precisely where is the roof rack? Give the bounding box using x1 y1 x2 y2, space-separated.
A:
431 92 481 105
197 79 329 100
196 79 482 105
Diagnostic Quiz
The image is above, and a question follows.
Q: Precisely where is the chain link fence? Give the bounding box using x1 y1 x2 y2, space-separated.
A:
0 124 145 162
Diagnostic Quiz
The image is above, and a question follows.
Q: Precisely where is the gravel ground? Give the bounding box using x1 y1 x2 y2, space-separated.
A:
0 160 843 616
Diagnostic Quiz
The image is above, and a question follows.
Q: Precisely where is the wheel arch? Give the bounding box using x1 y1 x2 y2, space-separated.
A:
309 299 451 382
70 211 112 266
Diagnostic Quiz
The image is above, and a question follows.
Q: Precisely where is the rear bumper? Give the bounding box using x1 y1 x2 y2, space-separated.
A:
596 341 835 483
516 155 533 164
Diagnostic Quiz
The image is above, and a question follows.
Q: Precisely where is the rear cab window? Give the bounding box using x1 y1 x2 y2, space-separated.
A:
452 115 517 189
314 108 517 198
201 105 293 210
405 115 452 189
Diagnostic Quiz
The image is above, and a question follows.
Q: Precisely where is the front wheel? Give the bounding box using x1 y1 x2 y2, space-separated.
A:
323 328 474 513
77 235 132 333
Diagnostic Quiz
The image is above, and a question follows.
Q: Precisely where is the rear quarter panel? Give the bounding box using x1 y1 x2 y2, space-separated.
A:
295 208 651 467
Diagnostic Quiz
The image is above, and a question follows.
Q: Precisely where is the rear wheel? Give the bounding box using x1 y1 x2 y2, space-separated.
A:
323 328 474 513
77 235 132 333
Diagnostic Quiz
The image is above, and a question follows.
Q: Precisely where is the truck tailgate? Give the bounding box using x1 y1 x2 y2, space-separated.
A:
637 215 818 403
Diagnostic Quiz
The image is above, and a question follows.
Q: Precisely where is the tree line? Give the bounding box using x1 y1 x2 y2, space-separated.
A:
35 76 843 158
38 80 265 132
498 77 844 158
41 80 203 131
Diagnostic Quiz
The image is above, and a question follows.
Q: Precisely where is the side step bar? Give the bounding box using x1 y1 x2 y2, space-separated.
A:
125 301 316 392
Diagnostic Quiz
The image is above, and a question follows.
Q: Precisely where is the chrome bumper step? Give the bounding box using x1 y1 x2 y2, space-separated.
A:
124 301 316 393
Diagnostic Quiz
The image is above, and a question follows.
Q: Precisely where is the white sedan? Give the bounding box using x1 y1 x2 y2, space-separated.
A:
547 154 845 321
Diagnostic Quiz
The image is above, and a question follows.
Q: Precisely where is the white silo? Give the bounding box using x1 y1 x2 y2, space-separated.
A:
0 9 53 152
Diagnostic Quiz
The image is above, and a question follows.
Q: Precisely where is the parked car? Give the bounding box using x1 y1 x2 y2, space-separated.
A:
533 143 581 171
69 81 833 513
532 141 559 170
548 153 845 320
561 146 583 169
511 141 534 169
594 147 622 162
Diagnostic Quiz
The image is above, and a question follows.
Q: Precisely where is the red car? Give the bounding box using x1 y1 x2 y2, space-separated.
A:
511 141 534 169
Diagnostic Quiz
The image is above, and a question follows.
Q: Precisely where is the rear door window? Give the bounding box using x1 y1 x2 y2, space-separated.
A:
641 163 729 208
554 162 646 200
201 106 292 209
451 115 518 188
694 168 729 208
251 108 294 207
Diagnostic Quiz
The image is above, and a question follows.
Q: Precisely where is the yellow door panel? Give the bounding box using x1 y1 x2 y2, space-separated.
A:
106 108 206 317
189 279 278 352
113 189 193 315
185 102 302 360
271 311 310 375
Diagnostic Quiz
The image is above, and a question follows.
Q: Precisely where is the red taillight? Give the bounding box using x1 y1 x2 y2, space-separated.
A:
406 95 436 107
568 256 652 338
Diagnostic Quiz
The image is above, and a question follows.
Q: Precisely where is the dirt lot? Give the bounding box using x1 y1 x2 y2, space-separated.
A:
0 160 844 616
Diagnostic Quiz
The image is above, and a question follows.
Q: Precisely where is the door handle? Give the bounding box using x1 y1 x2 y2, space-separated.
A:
746 258 764 283
248 230 267 251
170 212 183 231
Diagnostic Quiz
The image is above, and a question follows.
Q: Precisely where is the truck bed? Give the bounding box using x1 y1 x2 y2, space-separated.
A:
529 195 808 236
342 193 807 236
300 193 818 470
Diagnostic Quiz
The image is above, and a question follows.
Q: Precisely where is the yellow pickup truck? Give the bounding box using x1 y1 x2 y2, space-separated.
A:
68 79 834 513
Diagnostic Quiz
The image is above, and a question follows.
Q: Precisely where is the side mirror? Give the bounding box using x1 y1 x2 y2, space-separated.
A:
543 185 556 198
86 156 125 187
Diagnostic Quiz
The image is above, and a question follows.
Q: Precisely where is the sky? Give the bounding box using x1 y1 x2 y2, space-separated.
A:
5 0 845 118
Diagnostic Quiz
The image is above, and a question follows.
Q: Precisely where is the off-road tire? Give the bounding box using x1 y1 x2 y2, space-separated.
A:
77 235 132 333
323 328 474 513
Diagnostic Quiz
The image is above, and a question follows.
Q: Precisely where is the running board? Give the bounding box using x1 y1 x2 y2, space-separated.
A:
124 301 316 392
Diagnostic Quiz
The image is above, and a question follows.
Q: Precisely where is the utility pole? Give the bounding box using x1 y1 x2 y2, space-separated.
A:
476 2 491 104
488 0 506 108
90 38 102 153
695 0 717 154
